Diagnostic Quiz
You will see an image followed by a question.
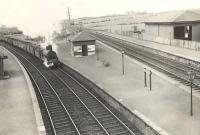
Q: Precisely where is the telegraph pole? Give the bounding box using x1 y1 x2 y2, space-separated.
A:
68 7 71 26
188 70 195 116
149 71 152 91
121 50 125 75
144 68 147 87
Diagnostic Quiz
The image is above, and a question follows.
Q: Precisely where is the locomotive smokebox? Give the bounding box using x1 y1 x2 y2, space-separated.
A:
46 45 52 51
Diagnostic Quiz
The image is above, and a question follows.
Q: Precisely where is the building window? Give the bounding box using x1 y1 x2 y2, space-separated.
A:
174 25 192 40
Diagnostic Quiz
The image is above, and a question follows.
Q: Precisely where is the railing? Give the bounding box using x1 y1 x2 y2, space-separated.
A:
89 28 200 51
119 32 200 51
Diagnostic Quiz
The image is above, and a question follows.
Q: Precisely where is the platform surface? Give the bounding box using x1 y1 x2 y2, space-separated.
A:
56 39 200 135
96 31 200 62
0 47 39 135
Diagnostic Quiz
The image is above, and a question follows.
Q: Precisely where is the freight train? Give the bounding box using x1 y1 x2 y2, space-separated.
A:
0 35 62 69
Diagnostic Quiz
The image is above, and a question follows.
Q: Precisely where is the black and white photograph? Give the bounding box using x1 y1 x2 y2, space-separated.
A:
0 0 200 135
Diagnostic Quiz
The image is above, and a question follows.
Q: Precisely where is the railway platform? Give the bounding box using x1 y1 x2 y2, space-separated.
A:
0 47 45 135
56 39 200 135
96 31 200 62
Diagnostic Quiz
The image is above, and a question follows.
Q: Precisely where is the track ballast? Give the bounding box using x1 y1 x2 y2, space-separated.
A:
89 31 200 92
1 42 143 135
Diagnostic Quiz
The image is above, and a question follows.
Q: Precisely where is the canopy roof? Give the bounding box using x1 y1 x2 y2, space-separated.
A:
145 9 200 24
71 31 95 42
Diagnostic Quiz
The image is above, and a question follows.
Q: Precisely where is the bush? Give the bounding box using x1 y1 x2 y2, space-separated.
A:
102 60 110 67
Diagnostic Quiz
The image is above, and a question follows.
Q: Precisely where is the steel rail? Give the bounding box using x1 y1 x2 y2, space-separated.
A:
92 31 200 74
58 68 136 135
51 70 110 135
89 32 200 89
4 44 81 135
21 60 57 135
91 30 200 70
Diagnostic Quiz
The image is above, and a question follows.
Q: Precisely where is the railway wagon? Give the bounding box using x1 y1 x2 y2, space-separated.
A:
0 35 62 68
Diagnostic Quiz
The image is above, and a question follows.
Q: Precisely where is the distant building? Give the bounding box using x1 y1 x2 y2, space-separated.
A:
71 31 96 57
144 9 200 41
0 26 23 35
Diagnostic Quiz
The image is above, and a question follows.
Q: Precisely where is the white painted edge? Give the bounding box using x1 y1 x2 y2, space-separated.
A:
132 110 170 135
1 47 46 135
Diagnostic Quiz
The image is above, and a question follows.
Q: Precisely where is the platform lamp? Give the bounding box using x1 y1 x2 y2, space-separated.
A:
121 25 123 35
144 68 147 87
121 50 125 75
187 70 196 116
96 44 99 61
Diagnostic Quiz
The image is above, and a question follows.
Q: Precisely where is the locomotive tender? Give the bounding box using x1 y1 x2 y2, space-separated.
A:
0 35 62 68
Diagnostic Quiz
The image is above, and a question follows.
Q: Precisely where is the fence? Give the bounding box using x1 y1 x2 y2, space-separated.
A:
90 28 200 51
127 33 200 51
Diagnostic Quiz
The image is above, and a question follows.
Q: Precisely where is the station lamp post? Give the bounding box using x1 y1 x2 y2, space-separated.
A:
149 70 152 91
96 44 99 61
121 50 125 75
187 70 196 116
144 68 147 87
144 67 153 91
121 25 123 35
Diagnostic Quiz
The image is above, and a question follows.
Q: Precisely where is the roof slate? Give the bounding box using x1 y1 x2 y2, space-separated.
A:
145 9 200 23
71 31 95 42
0 52 5 58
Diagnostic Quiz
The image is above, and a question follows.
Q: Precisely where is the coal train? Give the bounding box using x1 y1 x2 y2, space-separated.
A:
0 35 62 69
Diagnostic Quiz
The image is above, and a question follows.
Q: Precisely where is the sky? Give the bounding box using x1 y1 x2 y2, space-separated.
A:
0 0 200 37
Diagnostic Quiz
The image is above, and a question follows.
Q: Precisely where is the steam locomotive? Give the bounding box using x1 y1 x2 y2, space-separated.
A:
42 44 62 68
0 35 62 69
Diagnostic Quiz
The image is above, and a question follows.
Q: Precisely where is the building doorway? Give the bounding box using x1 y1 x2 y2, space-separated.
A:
82 45 88 56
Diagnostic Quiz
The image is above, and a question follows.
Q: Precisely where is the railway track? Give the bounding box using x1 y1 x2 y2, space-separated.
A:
89 31 200 91
3 43 80 135
1 42 143 135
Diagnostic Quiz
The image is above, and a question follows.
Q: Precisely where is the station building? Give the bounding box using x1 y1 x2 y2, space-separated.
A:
0 26 23 35
144 9 200 41
71 31 96 57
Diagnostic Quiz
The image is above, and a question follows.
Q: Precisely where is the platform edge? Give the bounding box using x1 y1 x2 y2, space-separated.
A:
2 47 46 135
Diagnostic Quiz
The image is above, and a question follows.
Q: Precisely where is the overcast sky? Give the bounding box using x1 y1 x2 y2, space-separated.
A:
0 0 200 37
